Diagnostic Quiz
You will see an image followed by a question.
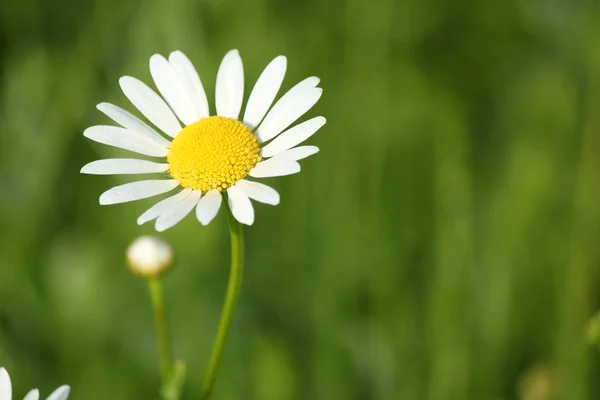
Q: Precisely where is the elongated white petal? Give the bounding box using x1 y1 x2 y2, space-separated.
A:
215 50 244 119
150 54 198 125
81 159 169 175
46 385 70 400
138 189 192 225
248 157 301 178
99 180 179 205
227 185 254 225
83 126 169 157
24 389 40 400
96 103 172 148
261 116 325 157
155 190 202 231
255 78 322 142
196 189 222 225
274 145 319 161
169 51 209 119
0 368 11 400
243 56 287 129
235 180 279 205
119 76 181 137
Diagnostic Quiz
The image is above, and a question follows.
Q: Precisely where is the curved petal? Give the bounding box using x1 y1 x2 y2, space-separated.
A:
96 103 172 148
81 159 169 175
248 157 301 178
24 389 39 400
227 185 254 225
155 190 202 231
99 180 179 205
149 54 198 125
260 116 325 157
255 77 322 142
83 126 169 157
243 56 287 129
137 189 192 225
169 51 210 119
46 385 70 400
215 50 244 119
0 368 11 400
235 180 279 205
119 76 181 137
196 189 222 225
273 145 319 161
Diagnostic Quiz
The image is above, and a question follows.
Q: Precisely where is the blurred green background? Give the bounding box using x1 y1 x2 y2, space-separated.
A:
2 0 600 398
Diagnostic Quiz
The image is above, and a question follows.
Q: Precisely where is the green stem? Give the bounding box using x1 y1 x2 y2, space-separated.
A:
200 206 245 400
148 277 174 385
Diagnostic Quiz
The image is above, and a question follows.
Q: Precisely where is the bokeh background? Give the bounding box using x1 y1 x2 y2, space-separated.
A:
2 0 600 398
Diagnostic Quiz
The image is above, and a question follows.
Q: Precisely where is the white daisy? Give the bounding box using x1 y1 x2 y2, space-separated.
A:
81 49 325 231
0 368 70 400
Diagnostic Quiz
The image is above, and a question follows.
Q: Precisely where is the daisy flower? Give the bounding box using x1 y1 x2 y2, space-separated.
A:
0 368 70 400
81 49 325 231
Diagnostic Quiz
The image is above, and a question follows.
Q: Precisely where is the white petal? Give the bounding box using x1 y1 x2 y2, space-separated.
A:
243 56 287 129
149 54 198 125
248 158 301 178
137 189 192 225
24 389 39 400
81 159 169 175
155 190 202 231
196 189 222 225
96 103 172 148
169 51 209 119
119 76 181 137
274 146 319 161
255 78 322 142
46 385 70 400
215 50 244 119
261 116 325 157
235 180 279 205
83 126 169 157
227 185 254 225
0 368 11 400
99 180 179 205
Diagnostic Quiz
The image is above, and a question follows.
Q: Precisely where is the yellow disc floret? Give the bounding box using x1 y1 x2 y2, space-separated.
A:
168 116 261 192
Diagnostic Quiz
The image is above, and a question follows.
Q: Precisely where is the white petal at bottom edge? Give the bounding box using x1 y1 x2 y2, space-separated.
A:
24 389 40 400
196 189 222 225
99 180 179 205
137 189 192 225
235 180 279 205
227 185 254 225
0 368 11 400
155 190 202 231
46 385 70 400
248 157 300 178
81 159 169 175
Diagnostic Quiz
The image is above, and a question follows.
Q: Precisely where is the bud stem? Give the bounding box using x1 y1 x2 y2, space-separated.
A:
200 204 245 399
148 277 174 388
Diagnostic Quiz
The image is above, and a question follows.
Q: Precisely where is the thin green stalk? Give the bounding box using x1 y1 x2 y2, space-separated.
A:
200 205 245 400
148 277 174 385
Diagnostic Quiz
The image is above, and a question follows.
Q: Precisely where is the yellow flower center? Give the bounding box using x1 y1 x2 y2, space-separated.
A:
167 116 261 192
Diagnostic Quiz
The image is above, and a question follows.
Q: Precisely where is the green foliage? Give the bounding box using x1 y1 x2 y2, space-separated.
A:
1 0 600 398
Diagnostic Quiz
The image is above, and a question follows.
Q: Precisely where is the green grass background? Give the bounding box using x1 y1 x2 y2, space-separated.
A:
1 0 600 398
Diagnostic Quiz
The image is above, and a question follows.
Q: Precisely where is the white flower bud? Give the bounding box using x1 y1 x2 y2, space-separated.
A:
127 236 173 278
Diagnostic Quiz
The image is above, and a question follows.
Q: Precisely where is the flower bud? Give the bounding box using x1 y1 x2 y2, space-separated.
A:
127 236 173 278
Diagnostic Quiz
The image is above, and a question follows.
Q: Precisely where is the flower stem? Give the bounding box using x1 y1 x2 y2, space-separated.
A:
148 277 174 386
200 206 245 400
